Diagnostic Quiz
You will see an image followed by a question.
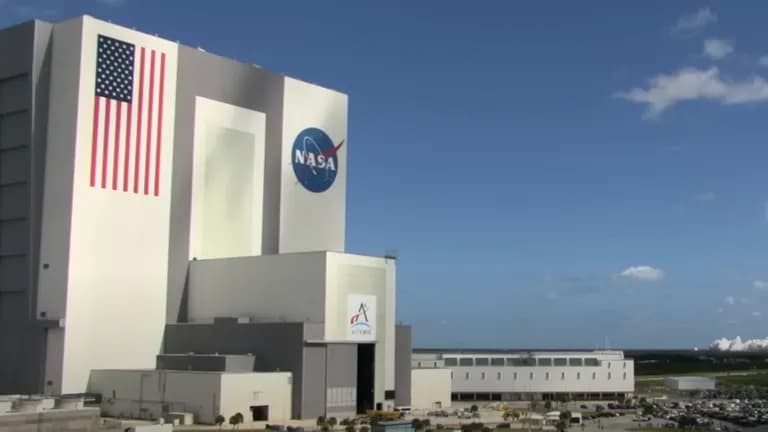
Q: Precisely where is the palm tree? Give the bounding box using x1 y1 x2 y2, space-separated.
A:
215 414 226 429
328 417 338 430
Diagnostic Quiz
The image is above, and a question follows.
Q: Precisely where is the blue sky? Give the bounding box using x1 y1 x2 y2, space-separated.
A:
3 1 767 349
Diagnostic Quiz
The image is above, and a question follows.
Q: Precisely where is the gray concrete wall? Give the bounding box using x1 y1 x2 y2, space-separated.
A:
167 46 285 324
325 343 357 417
0 19 53 395
395 325 412 407
156 354 255 372
162 321 305 418
302 345 327 419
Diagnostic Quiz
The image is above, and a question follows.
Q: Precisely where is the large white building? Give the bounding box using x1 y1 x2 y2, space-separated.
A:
0 15 412 421
413 350 634 402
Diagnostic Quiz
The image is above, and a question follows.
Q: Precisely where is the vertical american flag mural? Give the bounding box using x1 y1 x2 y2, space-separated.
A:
90 34 166 196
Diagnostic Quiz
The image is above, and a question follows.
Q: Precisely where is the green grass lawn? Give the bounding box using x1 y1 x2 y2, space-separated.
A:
717 372 768 388
628 429 712 432
634 370 768 396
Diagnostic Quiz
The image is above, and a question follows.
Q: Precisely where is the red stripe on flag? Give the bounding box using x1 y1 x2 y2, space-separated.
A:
144 50 156 195
134 47 145 194
123 103 132 192
90 97 100 187
112 102 122 190
154 53 166 197
101 98 111 189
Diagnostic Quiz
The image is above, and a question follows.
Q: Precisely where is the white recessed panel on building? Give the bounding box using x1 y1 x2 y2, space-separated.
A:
189 96 266 260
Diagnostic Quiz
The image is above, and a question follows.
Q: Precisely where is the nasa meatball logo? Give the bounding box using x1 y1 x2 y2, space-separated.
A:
292 128 344 193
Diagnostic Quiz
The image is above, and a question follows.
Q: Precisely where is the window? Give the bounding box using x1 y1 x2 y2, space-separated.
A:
507 358 523 366
459 358 474 367
545 372 550 380
584 358 599 366
529 372 534 380
623 372 627 380
538 358 552 366
608 362 611 369
554 358 567 366
385 390 396 399
608 372 612 380
561 372 565 380
434 362 438 367
475 358 489 366
592 372 596 380
497 372 502 380
481 372 486 380
514 372 517 380
577 372 581 380
445 358 458 366
623 362 627 369
491 357 505 366
418 362 422 367
465 372 469 380
569 358 583 367
451 372 454 380
522 358 536 367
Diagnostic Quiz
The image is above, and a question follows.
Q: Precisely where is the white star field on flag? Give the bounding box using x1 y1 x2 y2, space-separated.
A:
95 35 135 102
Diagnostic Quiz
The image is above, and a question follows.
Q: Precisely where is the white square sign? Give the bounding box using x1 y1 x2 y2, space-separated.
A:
347 294 376 341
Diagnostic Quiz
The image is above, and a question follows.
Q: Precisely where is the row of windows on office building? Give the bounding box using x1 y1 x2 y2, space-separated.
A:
444 357 628 368
451 371 629 381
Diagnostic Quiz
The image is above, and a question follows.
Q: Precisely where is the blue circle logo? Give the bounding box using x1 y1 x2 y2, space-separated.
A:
291 128 343 193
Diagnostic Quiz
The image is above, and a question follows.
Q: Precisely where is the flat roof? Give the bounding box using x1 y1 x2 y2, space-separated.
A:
92 369 289 376
415 350 625 356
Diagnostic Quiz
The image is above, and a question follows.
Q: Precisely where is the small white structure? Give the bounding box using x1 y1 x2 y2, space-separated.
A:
665 376 715 392
88 369 292 424
411 368 451 410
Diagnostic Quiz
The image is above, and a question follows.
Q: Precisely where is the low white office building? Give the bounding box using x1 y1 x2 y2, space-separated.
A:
88 369 292 424
413 350 634 402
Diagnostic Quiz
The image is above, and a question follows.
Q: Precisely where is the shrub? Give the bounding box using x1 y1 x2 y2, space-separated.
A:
360 427 370 432
496 423 510 429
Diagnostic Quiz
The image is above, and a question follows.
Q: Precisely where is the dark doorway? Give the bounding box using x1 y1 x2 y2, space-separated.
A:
250 405 269 421
356 344 375 414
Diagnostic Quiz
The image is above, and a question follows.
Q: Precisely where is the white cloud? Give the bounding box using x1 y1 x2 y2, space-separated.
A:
725 296 735 305
618 265 665 282
97 0 125 5
753 311 762 317
703 39 734 60
695 192 716 201
759 56 768 67
675 7 718 32
717 307 724 313
754 280 768 290
546 291 559 301
711 336 768 351
615 67 768 117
